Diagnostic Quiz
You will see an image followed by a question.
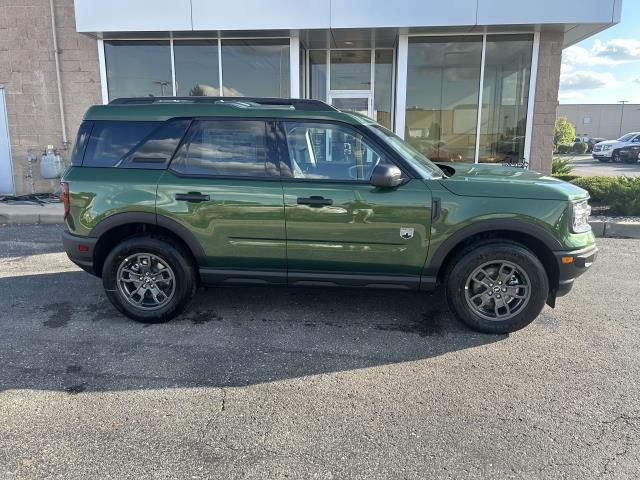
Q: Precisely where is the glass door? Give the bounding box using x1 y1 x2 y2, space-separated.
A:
328 92 373 117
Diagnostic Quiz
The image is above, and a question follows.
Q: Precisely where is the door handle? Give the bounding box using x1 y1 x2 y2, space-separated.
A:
297 196 333 206
175 193 210 202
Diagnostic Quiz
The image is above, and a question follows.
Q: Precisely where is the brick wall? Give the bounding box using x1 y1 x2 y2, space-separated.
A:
529 31 564 174
0 0 101 195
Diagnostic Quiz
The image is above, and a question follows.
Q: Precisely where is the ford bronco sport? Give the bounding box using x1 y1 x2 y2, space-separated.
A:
61 97 597 334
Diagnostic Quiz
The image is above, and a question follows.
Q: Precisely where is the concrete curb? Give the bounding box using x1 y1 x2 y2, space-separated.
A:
590 216 640 239
0 203 64 225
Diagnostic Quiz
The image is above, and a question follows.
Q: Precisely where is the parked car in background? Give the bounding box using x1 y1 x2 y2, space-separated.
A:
618 144 640 164
586 138 606 153
592 132 640 162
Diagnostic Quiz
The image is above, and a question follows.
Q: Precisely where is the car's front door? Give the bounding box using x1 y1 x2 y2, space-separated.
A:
156 119 287 284
278 120 432 288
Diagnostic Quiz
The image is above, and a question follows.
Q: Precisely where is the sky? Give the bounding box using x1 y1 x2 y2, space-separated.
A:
559 1 640 104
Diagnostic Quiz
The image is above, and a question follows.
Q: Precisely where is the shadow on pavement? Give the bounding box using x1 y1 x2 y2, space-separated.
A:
0 271 506 393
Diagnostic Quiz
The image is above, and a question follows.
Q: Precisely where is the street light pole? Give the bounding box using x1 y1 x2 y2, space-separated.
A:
618 100 629 138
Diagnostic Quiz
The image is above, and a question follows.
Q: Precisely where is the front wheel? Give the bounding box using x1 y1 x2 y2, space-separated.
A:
445 243 549 334
102 235 197 323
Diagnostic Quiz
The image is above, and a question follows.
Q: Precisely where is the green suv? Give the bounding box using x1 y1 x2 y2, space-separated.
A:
61 97 597 334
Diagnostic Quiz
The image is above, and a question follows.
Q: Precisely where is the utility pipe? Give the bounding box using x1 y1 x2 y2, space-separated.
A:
49 0 68 148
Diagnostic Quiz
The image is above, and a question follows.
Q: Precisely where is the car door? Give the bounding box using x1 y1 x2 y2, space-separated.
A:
156 118 287 284
278 120 432 288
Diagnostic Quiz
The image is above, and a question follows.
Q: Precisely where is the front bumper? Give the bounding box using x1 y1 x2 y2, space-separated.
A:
62 230 98 275
552 244 598 298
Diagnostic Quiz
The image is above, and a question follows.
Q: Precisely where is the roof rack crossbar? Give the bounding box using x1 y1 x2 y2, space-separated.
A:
109 96 337 112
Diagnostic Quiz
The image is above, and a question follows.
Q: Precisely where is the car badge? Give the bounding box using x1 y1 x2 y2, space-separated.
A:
400 227 414 239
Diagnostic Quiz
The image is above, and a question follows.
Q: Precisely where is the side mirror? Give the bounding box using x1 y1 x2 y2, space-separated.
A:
370 164 404 188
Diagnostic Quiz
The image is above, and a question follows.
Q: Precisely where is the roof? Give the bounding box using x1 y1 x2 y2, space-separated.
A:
83 97 366 125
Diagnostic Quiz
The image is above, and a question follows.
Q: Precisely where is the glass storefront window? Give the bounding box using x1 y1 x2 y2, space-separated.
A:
104 41 172 100
478 35 533 163
309 51 327 101
330 50 371 90
405 37 482 163
174 40 220 96
221 39 290 98
374 50 393 128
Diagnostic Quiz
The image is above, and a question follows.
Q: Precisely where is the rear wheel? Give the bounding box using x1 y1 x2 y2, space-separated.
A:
102 236 197 323
445 243 549 334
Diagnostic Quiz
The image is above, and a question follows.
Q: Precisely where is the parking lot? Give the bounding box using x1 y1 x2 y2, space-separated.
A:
0 224 639 479
568 155 640 177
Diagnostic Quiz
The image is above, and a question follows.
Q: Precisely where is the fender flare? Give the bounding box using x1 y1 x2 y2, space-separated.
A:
424 218 563 278
89 212 206 263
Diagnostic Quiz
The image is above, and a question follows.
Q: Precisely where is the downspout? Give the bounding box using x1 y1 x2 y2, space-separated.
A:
49 0 68 149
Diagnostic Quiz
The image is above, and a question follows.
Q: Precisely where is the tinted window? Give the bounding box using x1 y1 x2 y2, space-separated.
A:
283 122 391 181
171 120 274 177
70 121 93 166
120 119 191 169
83 121 161 167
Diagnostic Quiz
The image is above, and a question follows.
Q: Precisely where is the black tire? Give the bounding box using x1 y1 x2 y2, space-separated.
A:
102 235 197 323
612 151 621 163
445 242 549 334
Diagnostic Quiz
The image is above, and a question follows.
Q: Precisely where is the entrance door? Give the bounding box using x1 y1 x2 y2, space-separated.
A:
328 92 373 118
0 87 15 195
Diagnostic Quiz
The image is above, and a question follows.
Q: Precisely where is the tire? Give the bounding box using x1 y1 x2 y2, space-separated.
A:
445 242 549 334
102 235 197 323
612 151 621 163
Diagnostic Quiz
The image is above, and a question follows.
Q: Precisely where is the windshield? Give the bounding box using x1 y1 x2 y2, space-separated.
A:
366 123 444 179
617 133 636 142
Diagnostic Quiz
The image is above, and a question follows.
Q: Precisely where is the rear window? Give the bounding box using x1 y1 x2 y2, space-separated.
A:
70 121 93 166
83 121 161 167
119 119 191 169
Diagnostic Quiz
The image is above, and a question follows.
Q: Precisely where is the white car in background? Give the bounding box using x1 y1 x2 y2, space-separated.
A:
592 132 640 162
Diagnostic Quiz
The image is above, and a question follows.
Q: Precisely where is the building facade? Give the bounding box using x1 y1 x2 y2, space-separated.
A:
557 103 640 141
0 0 622 195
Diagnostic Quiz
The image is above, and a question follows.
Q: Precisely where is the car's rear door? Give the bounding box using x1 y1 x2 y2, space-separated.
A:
156 118 287 285
277 120 432 288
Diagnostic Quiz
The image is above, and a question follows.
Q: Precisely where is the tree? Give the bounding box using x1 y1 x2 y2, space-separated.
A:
554 117 576 149
189 84 206 97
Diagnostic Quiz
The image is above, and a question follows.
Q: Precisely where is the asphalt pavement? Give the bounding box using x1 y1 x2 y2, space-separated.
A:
0 225 639 479
568 155 640 177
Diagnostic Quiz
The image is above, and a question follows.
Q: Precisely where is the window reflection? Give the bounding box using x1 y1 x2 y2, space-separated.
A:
309 50 327 101
221 39 290 98
104 41 172 99
478 35 533 163
330 50 371 90
174 40 220 96
405 37 482 163
374 50 393 128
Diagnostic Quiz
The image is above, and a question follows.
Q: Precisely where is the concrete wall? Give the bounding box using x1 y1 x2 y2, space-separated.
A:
0 0 101 195
557 104 640 141
529 31 564 174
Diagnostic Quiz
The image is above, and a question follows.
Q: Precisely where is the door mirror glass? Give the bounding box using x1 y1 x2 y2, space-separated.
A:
370 164 403 188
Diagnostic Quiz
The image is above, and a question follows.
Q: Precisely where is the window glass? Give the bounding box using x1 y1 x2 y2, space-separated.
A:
83 121 161 168
221 39 290 97
478 35 533 163
70 121 93 166
330 50 371 90
406 37 482 163
174 40 220 96
284 122 390 181
618 133 634 142
171 120 274 177
374 50 393 128
104 41 172 100
120 119 191 169
309 50 327 101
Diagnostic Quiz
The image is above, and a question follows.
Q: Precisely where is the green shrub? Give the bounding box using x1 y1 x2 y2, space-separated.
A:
553 174 579 182
572 142 588 154
552 157 574 175
556 144 573 155
569 176 640 215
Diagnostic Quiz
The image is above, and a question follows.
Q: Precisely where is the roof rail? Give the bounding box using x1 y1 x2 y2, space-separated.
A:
109 96 338 112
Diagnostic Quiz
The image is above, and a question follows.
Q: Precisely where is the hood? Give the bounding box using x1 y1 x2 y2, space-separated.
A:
436 162 588 201
597 140 618 146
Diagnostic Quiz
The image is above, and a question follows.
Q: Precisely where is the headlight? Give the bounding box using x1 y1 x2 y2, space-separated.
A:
571 199 592 233
603 145 612 151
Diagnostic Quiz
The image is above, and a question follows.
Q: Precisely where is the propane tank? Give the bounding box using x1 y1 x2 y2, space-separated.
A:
40 145 64 179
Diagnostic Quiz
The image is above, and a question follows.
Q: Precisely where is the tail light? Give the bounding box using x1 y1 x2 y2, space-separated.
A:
60 182 70 219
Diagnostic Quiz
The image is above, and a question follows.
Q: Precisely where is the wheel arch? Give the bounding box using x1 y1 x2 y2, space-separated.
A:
426 220 561 293
89 212 205 277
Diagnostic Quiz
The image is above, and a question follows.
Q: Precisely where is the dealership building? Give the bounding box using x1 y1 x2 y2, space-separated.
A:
0 0 622 195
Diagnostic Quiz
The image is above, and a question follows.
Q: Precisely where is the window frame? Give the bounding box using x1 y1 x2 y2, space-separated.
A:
166 117 282 180
275 118 415 185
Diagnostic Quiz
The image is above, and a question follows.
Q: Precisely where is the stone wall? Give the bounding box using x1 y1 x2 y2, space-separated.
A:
0 0 101 195
529 31 564 174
